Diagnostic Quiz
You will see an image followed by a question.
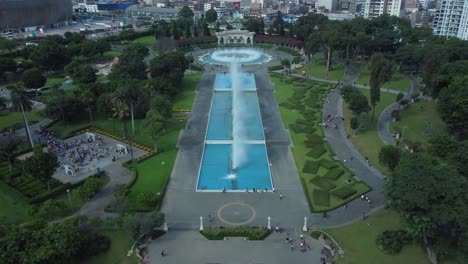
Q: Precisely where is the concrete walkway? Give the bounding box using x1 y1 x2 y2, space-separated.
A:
146 231 326 264
74 163 132 218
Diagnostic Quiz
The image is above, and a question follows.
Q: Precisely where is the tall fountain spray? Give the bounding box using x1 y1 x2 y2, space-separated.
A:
210 49 262 179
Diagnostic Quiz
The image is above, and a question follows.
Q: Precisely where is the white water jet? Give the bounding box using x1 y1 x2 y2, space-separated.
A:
225 173 237 180
211 48 262 171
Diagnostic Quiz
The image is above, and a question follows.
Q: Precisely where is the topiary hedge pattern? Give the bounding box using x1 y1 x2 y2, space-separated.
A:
302 160 320 174
331 186 357 199
323 168 344 180
306 145 326 159
313 189 330 207
201 226 271 240
319 159 338 170
310 177 336 191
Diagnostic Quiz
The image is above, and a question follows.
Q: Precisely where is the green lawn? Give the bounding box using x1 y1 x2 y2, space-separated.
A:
357 63 411 93
45 76 66 87
0 109 44 131
103 50 122 59
0 181 31 223
301 59 346 81
325 209 428 264
271 73 371 212
81 230 138 264
389 100 446 148
127 150 177 209
173 73 202 110
343 90 396 174
132 35 156 47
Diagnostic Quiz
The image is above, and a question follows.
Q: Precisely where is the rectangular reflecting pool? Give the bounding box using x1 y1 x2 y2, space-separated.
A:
197 73 273 191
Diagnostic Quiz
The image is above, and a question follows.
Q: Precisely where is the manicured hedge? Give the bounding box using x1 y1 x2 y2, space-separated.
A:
200 226 271 240
305 134 323 145
310 177 336 191
280 101 295 109
313 189 330 207
306 145 326 159
302 160 319 174
323 168 344 180
304 126 317 134
289 124 304 134
331 186 357 200
268 65 284 71
319 159 338 170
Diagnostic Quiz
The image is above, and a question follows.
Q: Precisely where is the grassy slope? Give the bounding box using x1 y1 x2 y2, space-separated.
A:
173 73 202 110
326 209 428 264
343 90 395 174
0 181 32 223
301 59 346 81
389 100 446 148
81 230 138 264
0 109 44 131
132 36 156 47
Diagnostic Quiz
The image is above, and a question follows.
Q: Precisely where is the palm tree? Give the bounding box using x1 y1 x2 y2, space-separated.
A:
116 79 140 135
10 86 34 147
145 109 166 152
0 138 20 175
80 88 95 123
112 100 134 160
0 96 8 110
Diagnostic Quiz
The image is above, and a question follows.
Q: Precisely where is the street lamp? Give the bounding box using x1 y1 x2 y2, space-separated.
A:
67 189 72 208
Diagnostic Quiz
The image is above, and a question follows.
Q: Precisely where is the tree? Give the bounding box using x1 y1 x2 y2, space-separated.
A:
150 95 172 119
281 58 291 70
124 211 164 241
65 61 97 84
80 86 96 122
304 34 321 63
396 92 404 102
205 8 218 24
428 133 457 158
350 117 359 131
145 109 166 149
0 139 20 175
29 40 69 70
10 86 34 147
114 80 145 135
179 6 194 19
0 58 17 79
22 68 46 96
387 153 468 258
450 140 468 177
349 92 371 115
369 53 393 120
0 37 17 51
437 76 468 140
112 100 134 160
378 145 401 171
24 145 58 190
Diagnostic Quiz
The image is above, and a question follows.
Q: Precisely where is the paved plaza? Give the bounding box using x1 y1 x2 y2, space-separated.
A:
146 231 328 264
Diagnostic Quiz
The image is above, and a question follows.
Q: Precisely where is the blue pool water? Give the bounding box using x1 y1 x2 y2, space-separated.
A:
198 144 271 191
201 52 270 65
214 73 256 90
197 73 272 191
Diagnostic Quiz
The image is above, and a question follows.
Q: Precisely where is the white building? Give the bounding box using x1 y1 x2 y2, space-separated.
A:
204 3 212 11
317 0 338 11
74 3 99 13
215 6 228 17
363 0 402 18
433 0 468 40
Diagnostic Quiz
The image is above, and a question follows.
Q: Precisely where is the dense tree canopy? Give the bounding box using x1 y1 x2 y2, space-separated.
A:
437 76 468 140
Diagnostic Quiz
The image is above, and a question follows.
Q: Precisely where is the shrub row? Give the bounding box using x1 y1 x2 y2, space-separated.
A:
302 160 319 174
331 186 357 200
310 177 336 191
200 226 271 240
268 65 284 71
306 145 326 159
323 168 344 180
319 159 338 170
313 189 330 207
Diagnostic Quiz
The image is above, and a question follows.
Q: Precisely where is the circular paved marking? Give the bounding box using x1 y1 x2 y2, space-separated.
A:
217 202 256 226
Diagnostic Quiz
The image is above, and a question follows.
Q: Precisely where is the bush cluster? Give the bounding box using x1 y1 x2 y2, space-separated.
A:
201 226 271 240
376 230 412 254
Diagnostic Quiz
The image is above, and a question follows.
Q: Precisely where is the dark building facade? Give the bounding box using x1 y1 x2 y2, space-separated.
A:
0 0 72 30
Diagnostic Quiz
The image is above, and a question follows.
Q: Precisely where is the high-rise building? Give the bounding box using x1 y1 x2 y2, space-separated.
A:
317 0 338 11
363 0 403 18
433 0 468 40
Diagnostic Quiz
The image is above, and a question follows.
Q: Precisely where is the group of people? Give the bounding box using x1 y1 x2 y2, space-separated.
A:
322 114 344 129
360 194 373 207
285 233 310 253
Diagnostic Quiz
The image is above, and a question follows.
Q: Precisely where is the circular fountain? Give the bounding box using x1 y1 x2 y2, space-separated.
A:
200 48 271 65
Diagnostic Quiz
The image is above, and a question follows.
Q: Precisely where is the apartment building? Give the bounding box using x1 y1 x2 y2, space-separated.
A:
363 0 403 18
433 0 468 40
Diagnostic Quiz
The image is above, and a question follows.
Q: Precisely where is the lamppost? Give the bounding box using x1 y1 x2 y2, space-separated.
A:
67 189 72 208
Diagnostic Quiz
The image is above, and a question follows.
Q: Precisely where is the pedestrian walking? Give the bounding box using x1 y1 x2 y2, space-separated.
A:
161 250 166 256
279 192 283 200
290 243 295 252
